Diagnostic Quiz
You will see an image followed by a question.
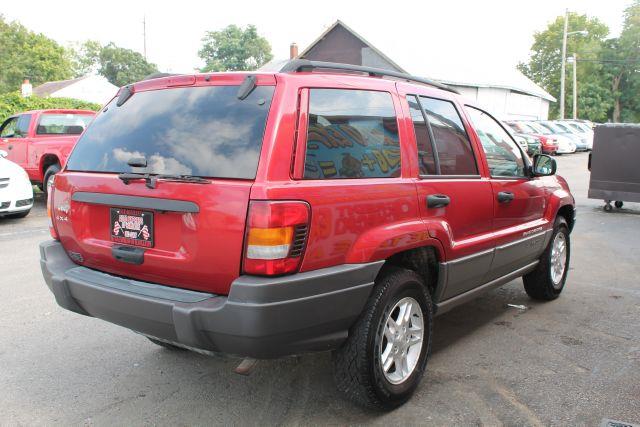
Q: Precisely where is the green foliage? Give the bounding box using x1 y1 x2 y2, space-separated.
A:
68 40 102 77
199 24 273 72
0 92 100 123
0 15 73 93
518 12 610 120
69 41 158 87
520 2 640 122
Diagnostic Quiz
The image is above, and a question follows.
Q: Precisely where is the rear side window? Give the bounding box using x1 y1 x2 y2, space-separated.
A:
407 96 436 175
67 85 275 179
36 114 93 135
303 89 400 179
419 97 477 175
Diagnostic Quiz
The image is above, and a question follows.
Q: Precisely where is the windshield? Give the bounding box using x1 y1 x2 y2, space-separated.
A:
66 85 275 179
36 113 94 135
554 122 573 133
539 122 564 133
527 122 551 135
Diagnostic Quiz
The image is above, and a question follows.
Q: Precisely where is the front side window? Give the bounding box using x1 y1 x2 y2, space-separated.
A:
0 118 18 138
16 114 31 137
36 114 94 135
466 107 526 177
303 89 400 179
419 97 478 175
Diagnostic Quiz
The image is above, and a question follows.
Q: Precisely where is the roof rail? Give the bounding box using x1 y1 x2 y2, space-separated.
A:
279 59 459 94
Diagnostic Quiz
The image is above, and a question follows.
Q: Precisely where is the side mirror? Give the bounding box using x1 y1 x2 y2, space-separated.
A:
0 150 7 158
532 154 556 177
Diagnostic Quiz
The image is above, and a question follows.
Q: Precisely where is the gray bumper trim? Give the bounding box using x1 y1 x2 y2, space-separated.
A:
40 240 383 358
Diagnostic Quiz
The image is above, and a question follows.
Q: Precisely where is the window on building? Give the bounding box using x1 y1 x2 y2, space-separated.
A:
304 89 400 179
466 106 526 177
419 96 478 175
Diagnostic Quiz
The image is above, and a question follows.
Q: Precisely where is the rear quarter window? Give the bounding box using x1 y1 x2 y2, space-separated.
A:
66 85 274 179
303 89 400 179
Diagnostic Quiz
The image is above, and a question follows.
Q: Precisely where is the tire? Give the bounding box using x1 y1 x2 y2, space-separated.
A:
147 337 186 351
5 209 30 219
604 203 613 212
43 164 61 196
523 217 570 301
615 201 624 209
333 267 433 410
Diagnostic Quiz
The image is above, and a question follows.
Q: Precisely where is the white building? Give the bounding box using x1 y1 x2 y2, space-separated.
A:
33 75 118 105
262 20 555 120
405 61 556 121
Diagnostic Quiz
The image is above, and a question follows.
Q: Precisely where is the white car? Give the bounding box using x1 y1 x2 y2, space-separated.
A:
0 150 34 218
555 135 577 154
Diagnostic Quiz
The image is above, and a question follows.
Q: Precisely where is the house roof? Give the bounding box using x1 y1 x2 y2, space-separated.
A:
404 59 556 102
298 20 407 73
262 20 555 103
32 76 89 97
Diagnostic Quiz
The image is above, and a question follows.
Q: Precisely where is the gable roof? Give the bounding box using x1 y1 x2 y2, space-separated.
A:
33 76 88 97
298 20 407 73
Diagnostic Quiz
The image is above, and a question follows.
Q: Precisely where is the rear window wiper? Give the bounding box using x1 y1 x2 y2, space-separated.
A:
118 172 209 189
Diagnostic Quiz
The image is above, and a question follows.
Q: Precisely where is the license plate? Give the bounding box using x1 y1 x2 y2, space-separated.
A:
110 208 154 248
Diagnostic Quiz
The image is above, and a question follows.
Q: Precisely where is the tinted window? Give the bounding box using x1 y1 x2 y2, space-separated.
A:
16 114 31 137
466 107 526 177
304 89 400 179
0 118 18 138
419 97 477 175
406 95 436 175
36 114 94 135
67 85 275 179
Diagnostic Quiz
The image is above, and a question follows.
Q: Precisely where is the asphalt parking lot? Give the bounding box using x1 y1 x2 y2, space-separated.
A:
1 152 638 426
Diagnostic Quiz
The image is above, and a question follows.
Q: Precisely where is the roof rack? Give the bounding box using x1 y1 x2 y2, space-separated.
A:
280 59 459 94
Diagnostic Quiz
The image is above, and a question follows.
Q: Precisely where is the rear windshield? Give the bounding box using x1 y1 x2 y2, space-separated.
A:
37 114 94 135
66 85 274 179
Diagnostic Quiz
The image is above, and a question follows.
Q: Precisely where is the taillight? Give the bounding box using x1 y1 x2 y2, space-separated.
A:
243 200 310 276
46 177 59 240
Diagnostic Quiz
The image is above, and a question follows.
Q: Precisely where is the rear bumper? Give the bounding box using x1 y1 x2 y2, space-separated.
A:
40 240 382 358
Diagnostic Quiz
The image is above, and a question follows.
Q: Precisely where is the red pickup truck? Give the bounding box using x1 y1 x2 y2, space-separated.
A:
0 109 96 191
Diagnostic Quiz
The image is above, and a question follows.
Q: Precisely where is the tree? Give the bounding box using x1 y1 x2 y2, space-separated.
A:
612 0 640 122
518 13 611 120
199 24 273 72
68 40 102 77
97 43 158 86
70 41 158 87
0 15 72 93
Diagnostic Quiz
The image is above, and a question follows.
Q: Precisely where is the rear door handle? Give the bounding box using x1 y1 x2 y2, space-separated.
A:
497 191 515 203
427 194 450 208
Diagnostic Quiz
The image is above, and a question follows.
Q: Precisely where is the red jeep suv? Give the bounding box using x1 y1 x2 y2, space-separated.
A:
40 61 575 409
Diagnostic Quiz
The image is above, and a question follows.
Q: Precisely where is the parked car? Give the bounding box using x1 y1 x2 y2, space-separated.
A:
0 109 96 193
505 121 557 155
0 150 33 218
40 61 576 410
526 121 576 154
536 121 584 152
512 132 542 156
558 120 593 150
552 121 591 151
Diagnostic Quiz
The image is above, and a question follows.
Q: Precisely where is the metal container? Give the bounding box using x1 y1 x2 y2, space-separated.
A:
588 124 640 211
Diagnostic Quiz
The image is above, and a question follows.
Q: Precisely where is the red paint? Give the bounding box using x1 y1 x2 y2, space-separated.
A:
50 71 574 295
0 109 97 183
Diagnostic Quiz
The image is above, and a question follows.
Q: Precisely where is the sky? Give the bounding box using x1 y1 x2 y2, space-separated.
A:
1 0 630 76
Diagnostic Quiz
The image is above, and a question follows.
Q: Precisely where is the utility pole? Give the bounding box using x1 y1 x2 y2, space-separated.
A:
560 9 568 119
143 15 147 60
572 53 578 119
